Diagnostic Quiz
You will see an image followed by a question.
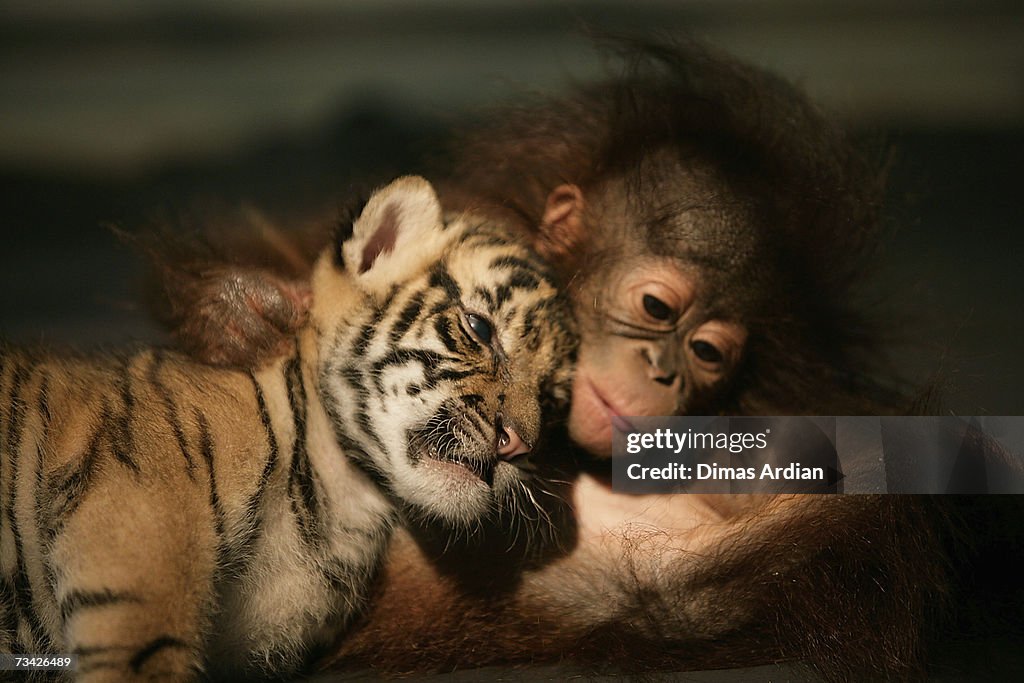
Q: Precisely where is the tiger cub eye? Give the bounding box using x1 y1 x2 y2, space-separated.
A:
465 313 493 344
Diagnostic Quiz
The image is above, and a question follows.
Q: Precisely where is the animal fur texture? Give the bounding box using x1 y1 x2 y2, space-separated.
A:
0 177 574 680
124 39 1020 681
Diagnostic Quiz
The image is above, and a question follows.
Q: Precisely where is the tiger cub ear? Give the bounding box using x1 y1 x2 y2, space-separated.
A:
338 176 451 294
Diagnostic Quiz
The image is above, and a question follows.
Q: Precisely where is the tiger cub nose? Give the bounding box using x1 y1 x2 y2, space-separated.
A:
496 415 531 459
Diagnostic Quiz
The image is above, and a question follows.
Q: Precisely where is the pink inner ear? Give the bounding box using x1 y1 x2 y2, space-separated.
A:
359 204 400 273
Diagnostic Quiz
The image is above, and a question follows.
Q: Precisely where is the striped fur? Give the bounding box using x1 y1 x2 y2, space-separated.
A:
0 177 575 680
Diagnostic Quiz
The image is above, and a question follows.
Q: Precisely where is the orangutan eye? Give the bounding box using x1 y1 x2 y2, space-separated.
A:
642 294 675 321
691 340 724 364
465 313 494 344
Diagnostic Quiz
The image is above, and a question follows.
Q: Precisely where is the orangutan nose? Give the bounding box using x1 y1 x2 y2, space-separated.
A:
496 415 531 459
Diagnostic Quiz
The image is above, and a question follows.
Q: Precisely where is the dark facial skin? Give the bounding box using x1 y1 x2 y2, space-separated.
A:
547 162 756 456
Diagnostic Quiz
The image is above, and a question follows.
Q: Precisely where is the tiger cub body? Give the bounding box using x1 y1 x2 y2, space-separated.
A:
0 177 575 680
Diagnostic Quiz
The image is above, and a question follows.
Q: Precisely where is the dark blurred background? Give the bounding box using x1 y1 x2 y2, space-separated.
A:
1 0 1022 414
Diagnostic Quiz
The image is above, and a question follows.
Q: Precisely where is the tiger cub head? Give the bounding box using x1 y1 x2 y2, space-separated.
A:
309 176 575 525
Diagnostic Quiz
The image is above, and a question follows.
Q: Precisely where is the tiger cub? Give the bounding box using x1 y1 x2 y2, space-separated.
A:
0 176 575 680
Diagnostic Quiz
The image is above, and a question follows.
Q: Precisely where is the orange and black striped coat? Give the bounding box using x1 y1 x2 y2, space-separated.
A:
0 177 575 680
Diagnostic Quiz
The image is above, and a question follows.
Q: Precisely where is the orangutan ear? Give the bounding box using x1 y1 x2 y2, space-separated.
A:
538 184 586 262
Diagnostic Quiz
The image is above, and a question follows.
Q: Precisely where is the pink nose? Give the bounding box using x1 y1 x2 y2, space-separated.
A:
497 423 531 459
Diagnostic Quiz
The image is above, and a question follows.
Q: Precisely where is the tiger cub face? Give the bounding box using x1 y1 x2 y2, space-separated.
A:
309 177 575 525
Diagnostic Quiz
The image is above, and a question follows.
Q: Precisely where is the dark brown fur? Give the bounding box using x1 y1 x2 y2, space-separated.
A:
331 494 955 681
447 38 896 416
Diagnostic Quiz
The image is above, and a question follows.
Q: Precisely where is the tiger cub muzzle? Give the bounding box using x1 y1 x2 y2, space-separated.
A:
409 398 535 488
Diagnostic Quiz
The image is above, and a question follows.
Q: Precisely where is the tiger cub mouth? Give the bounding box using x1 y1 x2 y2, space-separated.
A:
410 420 498 487
424 445 496 487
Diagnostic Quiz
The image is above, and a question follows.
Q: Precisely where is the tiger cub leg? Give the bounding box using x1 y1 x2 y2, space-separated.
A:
47 472 218 682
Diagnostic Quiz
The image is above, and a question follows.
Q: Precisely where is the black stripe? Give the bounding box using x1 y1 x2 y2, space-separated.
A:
149 352 196 480
490 255 542 273
521 300 555 351
48 413 104 539
329 421 390 493
341 366 364 392
460 394 489 424
35 371 51 438
60 589 140 622
435 368 477 383
389 291 425 345
427 299 455 318
196 411 226 558
371 348 448 377
491 255 556 288
34 375 59 632
370 348 455 397
285 353 323 547
319 366 391 490
0 355 17 533
428 264 461 301
5 364 52 650
0 354 11 450
353 300 390 358
334 363 378 452
352 321 377 358
73 643 135 675
493 284 513 307
3 360 27 467
474 286 495 310
111 360 140 473
433 317 460 355
507 270 540 291
354 405 386 455
243 373 279 545
130 635 190 673
250 372 279 486
453 395 490 439
381 283 400 306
